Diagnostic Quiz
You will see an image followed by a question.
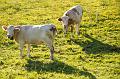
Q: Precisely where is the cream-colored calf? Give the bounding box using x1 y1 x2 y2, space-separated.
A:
58 5 83 37
2 24 57 60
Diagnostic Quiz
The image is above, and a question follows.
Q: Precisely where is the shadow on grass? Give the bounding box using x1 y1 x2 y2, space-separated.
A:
72 34 120 54
25 59 96 79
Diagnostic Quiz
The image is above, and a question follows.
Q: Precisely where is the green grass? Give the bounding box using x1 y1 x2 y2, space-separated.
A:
0 0 120 79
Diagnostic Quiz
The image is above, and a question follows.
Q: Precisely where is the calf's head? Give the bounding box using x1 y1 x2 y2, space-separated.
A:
58 16 70 34
58 16 73 34
2 25 20 40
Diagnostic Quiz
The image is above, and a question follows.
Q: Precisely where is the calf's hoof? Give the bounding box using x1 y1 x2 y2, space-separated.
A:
20 56 23 59
50 57 54 60
77 32 80 35
27 54 31 58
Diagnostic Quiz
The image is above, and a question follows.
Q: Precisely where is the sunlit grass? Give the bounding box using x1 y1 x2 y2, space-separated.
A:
0 0 120 79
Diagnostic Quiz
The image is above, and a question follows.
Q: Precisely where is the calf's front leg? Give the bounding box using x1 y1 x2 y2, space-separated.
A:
27 44 31 57
19 43 24 58
63 26 68 37
76 23 80 35
70 25 74 38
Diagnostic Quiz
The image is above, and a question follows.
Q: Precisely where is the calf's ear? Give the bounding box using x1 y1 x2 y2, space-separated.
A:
2 26 7 31
58 18 62 21
14 28 20 32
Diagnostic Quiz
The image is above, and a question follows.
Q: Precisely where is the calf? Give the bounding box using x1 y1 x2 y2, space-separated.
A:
58 5 83 37
2 24 57 60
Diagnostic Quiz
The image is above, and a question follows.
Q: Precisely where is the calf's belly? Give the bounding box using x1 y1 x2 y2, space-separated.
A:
25 38 44 45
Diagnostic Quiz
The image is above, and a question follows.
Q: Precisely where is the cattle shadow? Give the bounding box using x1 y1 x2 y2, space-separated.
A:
71 34 120 54
25 59 96 79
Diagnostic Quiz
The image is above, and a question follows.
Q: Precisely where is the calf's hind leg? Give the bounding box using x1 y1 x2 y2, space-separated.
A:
49 45 54 60
45 39 54 60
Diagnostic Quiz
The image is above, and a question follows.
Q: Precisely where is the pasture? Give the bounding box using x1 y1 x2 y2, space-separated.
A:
0 0 120 79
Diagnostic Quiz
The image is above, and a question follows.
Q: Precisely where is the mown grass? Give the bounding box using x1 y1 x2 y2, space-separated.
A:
0 0 120 79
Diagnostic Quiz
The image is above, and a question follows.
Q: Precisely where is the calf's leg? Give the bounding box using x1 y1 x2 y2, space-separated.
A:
45 39 54 60
50 45 54 60
76 23 80 35
19 43 24 58
76 16 82 35
27 44 31 57
63 26 68 37
70 25 74 38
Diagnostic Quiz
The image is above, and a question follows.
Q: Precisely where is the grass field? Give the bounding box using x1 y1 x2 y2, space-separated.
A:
0 0 120 79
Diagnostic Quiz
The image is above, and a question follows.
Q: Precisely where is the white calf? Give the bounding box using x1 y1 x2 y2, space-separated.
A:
2 24 57 60
58 5 83 37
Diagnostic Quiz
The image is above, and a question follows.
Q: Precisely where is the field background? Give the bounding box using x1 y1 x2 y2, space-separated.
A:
0 0 120 79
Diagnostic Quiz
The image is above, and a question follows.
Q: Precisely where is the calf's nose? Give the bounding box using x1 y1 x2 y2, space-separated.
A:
7 35 11 38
